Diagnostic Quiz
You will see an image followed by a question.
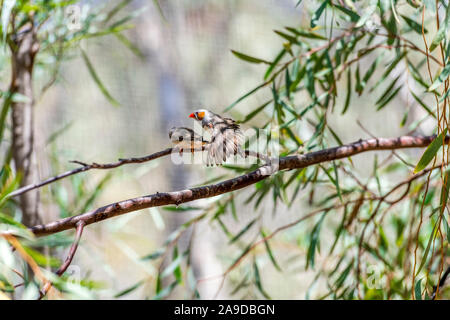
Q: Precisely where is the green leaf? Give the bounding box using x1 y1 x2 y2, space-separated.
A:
153 281 177 300
229 218 257 244
342 67 352 114
231 50 271 64
410 91 436 118
1 0 15 43
443 215 450 243
264 49 286 80
141 248 165 260
284 27 327 40
376 86 402 110
114 33 145 59
429 23 447 52
334 260 353 289
224 82 267 112
414 279 422 300
240 100 271 123
253 261 271 299
260 229 281 271
152 0 167 21
428 63 450 92
274 30 299 44
114 280 144 298
401 15 427 34
414 128 447 173
440 170 450 214
416 219 439 276
24 246 60 268
311 0 330 28
306 212 326 269
355 0 377 28
172 246 183 284
160 249 187 278
333 4 360 22
80 48 120 107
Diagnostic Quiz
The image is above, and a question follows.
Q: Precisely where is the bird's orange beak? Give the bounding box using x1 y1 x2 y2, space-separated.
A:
189 113 195 119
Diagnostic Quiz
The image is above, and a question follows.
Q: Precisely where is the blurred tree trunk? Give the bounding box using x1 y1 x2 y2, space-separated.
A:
8 22 41 227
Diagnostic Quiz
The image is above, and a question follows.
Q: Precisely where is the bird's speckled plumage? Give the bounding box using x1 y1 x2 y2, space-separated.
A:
190 109 244 166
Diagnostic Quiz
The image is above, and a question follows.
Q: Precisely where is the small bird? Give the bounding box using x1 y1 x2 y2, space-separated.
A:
169 127 207 155
189 109 244 166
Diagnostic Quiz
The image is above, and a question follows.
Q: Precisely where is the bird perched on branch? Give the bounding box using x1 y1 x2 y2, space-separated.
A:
189 109 244 166
169 127 207 155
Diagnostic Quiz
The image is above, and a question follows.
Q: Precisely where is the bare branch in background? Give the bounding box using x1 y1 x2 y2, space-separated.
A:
8 148 270 199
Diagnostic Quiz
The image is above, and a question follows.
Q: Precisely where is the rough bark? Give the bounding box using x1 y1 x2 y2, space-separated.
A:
8 23 41 227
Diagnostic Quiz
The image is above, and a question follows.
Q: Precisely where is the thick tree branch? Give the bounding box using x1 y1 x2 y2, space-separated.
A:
20 135 445 237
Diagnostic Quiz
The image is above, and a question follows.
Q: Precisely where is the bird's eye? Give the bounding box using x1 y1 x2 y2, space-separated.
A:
179 136 183 141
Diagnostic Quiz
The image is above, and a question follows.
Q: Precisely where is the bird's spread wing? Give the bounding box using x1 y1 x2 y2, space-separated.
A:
169 127 206 151
205 119 244 166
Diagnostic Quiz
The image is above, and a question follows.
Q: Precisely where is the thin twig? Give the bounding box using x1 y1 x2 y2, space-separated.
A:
39 221 86 299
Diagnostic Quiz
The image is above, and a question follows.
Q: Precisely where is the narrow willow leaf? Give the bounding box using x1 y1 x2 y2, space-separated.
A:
306 213 326 269
161 250 187 278
152 0 166 21
241 100 271 123
342 67 352 114
401 15 428 34
416 219 439 275
153 281 177 300
414 279 422 300
355 0 377 28
105 0 133 23
334 260 353 289
414 128 447 173
80 49 120 107
114 280 144 298
231 50 271 64
444 215 450 243
172 246 183 284
410 91 436 118
274 30 299 44
333 4 360 22
440 87 450 102
1 0 15 43
229 219 257 244
311 0 330 28
375 75 400 105
253 261 271 299
24 246 60 268
114 33 145 59
428 63 450 91
439 170 450 214
285 68 292 99
372 52 407 91
376 86 402 110
0 212 25 228
260 229 281 271
264 49 286 80
284 27 327 40
430 6 450 52
224 82 267 112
